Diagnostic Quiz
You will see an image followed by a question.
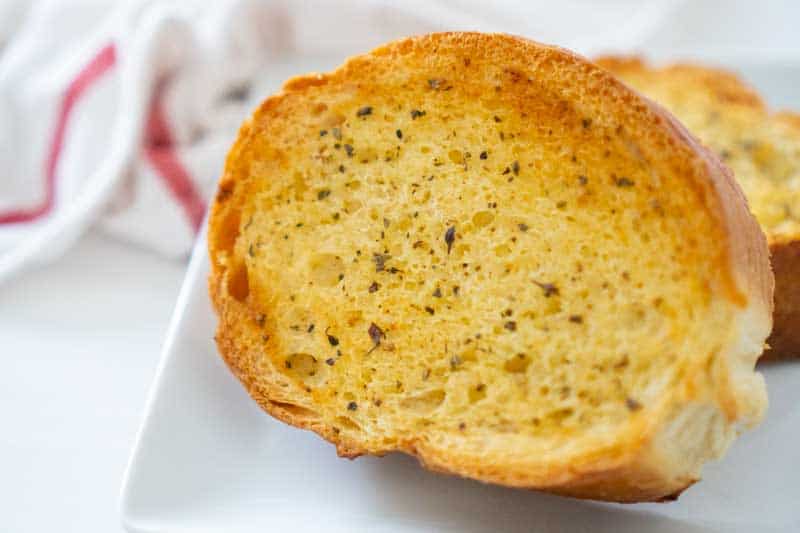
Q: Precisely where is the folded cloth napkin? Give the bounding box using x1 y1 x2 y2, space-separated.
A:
1 0 795 283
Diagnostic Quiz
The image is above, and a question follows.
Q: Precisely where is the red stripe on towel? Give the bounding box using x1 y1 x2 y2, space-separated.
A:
143 88 206 232
0 43 117 224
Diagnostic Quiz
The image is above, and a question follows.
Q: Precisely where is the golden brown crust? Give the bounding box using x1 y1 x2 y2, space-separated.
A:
651 97 773 317
598 55 796 359
208 34 772 502
595 56 766 110
762 239 800 359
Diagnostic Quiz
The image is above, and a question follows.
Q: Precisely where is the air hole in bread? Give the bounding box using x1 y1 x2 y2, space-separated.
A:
494 244 512 257
468 384 487 403
227 261 250 302
335 416 361 431
472 210 494 228
504 353 531 373
548 408 575 424
460 348 477 363
401 389 446 414
215 206 241 256
284 353 325 386
320 111 345 128
309 254 344 287
269 400 319 420
448 150 464 164
344 199 363 214
292 172 309 200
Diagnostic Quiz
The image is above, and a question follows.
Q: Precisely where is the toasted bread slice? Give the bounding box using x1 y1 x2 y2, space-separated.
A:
209 33 772 502
597 57 800 359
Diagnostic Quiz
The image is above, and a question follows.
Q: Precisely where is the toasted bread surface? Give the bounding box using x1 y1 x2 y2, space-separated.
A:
209 33 771 502
597 56 800 359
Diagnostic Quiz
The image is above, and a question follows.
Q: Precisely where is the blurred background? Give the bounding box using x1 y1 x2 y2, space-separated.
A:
1 1 799 531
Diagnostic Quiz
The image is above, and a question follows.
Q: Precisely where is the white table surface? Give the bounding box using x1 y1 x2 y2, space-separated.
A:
0 230 186 532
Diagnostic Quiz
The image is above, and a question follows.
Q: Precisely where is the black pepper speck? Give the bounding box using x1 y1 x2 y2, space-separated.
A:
444 226 456 254
626 397 642 411
534 281 559 297
368 322 384 346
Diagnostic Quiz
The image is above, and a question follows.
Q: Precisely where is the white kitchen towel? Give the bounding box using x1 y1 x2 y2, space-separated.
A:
1 0 798 283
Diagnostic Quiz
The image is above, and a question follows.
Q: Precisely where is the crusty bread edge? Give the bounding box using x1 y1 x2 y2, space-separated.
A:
597 55 798 360
763 112 800 359
765 236 800 359
593 57 768 110
208 33 772 502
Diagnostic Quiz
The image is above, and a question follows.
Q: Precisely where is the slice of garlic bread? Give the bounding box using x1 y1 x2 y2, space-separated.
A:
597 56 799 360
209 33 772 502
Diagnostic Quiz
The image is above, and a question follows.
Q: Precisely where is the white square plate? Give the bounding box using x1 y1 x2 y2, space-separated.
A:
120 235 800 533
121 61 800 533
